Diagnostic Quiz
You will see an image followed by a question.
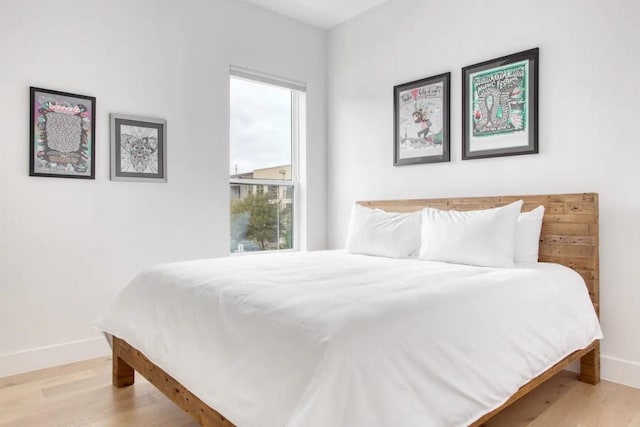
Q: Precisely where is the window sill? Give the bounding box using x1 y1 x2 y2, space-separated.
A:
229 248 297 257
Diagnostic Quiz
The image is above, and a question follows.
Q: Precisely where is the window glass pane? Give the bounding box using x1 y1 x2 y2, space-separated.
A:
230 77 292 180
230 184 294 253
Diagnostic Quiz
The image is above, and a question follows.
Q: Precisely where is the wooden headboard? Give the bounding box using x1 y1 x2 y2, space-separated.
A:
359 193 599 315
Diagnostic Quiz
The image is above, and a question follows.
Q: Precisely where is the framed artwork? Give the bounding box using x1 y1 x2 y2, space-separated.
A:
462 48 539 160
393 72 450 166
110 114 167 182
30 87 96 179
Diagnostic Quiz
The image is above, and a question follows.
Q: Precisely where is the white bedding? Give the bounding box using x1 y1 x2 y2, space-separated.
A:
96 250 602 427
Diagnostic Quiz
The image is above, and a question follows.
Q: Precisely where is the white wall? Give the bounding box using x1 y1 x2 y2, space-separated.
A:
0 0 326 376
328 0 640 387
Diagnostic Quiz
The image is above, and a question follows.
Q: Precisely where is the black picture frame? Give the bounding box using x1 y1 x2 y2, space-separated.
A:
30 87 96 179
110 113 167 182
393 72 450 166
462 48 539 160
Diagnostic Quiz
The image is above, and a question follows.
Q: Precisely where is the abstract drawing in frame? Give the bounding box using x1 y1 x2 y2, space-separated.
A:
110 114 167 182
30 87 96 179
462 48 539 160
394 72 450 166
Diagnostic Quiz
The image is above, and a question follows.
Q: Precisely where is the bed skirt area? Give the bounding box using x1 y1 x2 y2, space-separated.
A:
112 336 600 427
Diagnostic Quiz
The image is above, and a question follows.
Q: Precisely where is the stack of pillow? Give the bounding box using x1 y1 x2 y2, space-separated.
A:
345 200 545 267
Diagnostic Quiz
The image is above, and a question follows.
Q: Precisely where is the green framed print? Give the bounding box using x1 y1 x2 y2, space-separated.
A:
462 48 538 160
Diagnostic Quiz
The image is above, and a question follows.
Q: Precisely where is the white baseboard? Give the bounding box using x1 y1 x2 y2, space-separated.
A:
566 355 640 389
2 338 639 390
601 355 640 389
0 336 111 378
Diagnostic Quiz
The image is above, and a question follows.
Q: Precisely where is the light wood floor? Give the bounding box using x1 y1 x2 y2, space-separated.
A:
1 358 639 426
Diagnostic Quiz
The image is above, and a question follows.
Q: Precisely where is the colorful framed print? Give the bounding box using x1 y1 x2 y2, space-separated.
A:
30 87 96 179
110 114 167 182
462 48 539 160
393 72 450 166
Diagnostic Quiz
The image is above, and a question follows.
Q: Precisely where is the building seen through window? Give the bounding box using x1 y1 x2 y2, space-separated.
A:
229 74 300 253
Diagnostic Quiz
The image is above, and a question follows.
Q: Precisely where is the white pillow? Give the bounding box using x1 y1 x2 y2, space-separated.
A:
515 205 545 264
418 200 523 267
345 203 421 259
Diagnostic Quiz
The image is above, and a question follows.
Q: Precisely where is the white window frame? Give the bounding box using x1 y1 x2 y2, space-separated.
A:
229 67 305 254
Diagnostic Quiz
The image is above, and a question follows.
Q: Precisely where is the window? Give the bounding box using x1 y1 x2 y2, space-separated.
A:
229 69 304 254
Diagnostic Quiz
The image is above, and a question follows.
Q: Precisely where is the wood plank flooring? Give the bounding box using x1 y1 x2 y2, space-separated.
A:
1 358 639 426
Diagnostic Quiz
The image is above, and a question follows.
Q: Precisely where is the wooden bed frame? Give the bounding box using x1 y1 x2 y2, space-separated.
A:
112 192 600 427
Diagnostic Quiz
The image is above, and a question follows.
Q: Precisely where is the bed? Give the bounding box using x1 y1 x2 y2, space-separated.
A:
98 193 602 427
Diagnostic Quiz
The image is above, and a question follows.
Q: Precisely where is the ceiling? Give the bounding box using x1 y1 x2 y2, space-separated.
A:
243 0 390 29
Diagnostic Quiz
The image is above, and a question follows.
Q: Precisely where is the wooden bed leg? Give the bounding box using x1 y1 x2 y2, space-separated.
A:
579 341 600 385
113 351 135 388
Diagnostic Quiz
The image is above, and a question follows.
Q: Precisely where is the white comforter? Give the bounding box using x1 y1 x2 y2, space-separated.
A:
96 251 602 427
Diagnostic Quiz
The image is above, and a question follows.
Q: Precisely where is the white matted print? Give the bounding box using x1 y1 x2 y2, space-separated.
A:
394 72 450 166
399 83 443 158
110 114 167 182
